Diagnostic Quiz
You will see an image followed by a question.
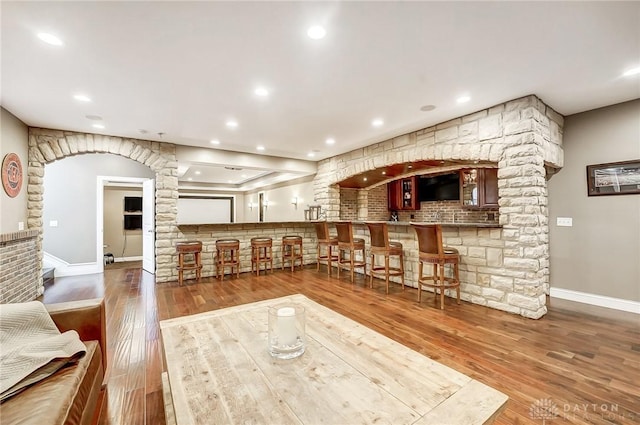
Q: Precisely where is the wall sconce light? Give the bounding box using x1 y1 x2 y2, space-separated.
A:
263 200 269 209
248 202 254 210
291 196 298 208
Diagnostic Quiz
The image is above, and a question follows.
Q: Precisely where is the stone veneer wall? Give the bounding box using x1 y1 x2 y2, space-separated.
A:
176 222 318 277
0 230 40 303
351 223 505 306
313 95 564 318
27 128 179 283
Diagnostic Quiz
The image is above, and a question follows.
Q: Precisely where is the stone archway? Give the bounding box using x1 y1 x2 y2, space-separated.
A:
312 95 565 318
27 128 179 295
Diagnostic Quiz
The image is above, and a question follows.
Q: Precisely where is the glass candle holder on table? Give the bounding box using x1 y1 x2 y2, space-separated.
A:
268 304 305 359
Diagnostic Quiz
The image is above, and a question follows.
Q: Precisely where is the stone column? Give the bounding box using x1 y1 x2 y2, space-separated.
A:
498 133 548 318
357 189 368 221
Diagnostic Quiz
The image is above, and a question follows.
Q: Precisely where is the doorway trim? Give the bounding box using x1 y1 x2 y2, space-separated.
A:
97 176 153 274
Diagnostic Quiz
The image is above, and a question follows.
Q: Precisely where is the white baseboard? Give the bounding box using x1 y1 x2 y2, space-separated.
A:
43 252 101 277
115 256 143 262
550 287 640 314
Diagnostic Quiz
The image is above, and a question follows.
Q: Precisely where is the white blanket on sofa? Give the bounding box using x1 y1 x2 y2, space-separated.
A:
0 301 86 402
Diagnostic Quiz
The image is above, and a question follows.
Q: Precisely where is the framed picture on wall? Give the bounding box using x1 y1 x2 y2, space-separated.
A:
586 159 640 196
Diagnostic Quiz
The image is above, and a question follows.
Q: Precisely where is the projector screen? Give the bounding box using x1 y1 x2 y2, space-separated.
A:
177 197 234 224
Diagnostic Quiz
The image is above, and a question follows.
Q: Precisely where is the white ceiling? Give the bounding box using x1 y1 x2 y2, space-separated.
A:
2 1 639 187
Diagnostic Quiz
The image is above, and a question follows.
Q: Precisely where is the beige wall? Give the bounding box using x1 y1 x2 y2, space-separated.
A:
104 187 143 260
43 153 154 263
548 99 640 302
0 107 28 233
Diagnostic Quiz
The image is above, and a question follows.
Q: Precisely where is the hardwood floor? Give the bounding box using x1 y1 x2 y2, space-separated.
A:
40 266 640 425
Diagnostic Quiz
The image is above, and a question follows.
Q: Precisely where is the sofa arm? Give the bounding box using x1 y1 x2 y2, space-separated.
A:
46 298 107 379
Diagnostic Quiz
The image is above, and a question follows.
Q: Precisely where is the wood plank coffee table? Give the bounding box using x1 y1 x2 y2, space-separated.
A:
160 294 507 424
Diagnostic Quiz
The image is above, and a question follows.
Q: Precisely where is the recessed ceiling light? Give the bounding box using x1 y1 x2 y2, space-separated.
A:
623 66 640 77
307 152 316 158
241 174 247 178
226 120 238 128
325 138 335 145
187 178 193 181
92 124 105 129
227 180 233 184
254 87 269 97
420 105 436 112
195 171 201 175
210 139 220 145
37 32 63 46
457 95 471 104
363 177 368 182
74 94 91 102
256 145 265 151
372 119 384 127
307 25 326 40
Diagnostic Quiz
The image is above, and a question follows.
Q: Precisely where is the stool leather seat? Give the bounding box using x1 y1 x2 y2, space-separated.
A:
365 222 405 294
251 237 273 275
176 241 203 286
411 223 460 309
215 239 240 280
313 221 338 275
281 235 303 271
333 221 366 283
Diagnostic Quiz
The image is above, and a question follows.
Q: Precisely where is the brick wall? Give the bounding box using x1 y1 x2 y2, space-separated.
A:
339 189 358 220
366 185 389 220
360 184 500 224
396 200 498 223
0 230 41 303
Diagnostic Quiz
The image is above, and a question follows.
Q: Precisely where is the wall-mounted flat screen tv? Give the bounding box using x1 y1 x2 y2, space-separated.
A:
124 215 142 230
124 196 143 212
419 173 460 201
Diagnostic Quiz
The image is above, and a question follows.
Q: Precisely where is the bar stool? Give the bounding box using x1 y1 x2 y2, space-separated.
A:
215 239 240 281
281 235 303 271
176 241 203 286
313 221 338 275
411 223 460 309
334 221 366 283
251 237 273 276
365 222 405 294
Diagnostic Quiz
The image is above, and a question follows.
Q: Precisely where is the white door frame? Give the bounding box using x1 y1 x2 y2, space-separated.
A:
96 176 154 273
142 179 155 274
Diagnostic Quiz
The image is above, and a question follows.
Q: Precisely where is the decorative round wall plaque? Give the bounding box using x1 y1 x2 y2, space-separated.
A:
2 153 23 198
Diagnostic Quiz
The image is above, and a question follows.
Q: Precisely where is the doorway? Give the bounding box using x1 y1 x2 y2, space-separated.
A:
97 176 155 274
